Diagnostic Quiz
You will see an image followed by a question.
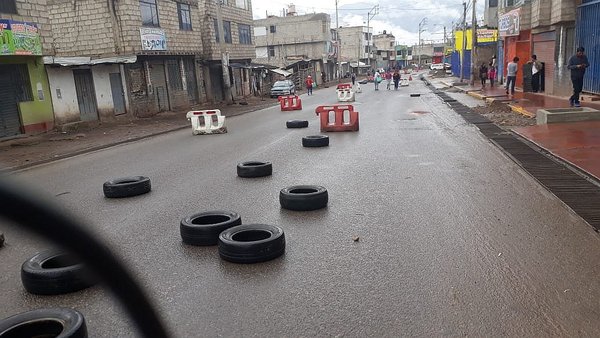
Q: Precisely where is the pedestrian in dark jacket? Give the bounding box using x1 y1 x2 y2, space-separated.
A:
567 47 590 107
392 70 401 90
479 63 488 87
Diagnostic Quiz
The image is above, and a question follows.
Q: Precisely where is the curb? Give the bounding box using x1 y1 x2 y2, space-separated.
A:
508 104 535 118
467 91 486 100
9 103 279 172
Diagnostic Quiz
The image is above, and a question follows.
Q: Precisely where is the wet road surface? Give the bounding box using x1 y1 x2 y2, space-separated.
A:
1 80 600 336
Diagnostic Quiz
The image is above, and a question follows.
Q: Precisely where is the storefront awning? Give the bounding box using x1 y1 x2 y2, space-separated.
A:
43 55 137 66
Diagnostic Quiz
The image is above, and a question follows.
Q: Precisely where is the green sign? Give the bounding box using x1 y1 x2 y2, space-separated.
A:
0 19 42 56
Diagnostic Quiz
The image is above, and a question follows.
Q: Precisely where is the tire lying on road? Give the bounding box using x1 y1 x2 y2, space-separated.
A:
21 250 97 295
302 135 329 148
103 176 151 198
279 185 328 211
0 308 87 338
237 161 273 178
286 120 309 128
409 93 421 97
180 211 242 246
218 224 285 264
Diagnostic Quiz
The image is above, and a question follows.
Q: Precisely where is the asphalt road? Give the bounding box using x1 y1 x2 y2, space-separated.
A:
2 79 600 337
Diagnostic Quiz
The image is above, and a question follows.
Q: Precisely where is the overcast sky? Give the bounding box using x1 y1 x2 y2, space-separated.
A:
252 0 486 46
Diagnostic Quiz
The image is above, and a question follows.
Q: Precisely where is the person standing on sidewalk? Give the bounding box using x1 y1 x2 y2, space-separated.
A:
528 55 543 93
321 71 326 86
506 56 519 96
374 70 381 91
305 75 314 95
567 47 589 107
479 63 488 88
488 66 497 87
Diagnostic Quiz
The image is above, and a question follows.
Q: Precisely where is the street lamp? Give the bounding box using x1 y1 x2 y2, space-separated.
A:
366 5 379 70
418 18 427 68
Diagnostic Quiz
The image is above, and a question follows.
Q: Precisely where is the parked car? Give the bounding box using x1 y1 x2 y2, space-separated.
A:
270 80 296 98
430 63 445 70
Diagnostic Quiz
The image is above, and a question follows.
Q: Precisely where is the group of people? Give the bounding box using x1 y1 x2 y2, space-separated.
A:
372 69 403 91
477 47 589 108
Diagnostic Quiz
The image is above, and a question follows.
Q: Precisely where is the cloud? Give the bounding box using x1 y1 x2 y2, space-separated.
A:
252 0 485 46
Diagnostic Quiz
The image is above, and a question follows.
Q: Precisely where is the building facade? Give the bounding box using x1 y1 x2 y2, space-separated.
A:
498 0 577 95
372 31 396 69
0 0 54 137
338 26 372 74
253 11 334 82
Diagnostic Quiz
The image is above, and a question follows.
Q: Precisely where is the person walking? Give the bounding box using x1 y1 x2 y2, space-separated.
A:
305 75 314 95
351 72 356 85
374 70 381 91
528 55 543 93
385 71 392 90
321 71 326 86
392 69 400 90
506 56 519 96
479 63 488 88
567 47 589 107
488 66 497 87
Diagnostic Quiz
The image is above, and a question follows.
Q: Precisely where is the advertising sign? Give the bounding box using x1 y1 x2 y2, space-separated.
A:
140 28 167 51
0 19 42 55
499 8 520 37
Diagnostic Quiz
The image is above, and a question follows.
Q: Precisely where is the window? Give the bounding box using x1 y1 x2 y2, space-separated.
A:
214 19 220 42
269 25 276 33
140 0 159 27
268 46 275 57
223 21 232 43
177 3 192 31
235 0 248 9
0 0 17 14
238 24 252 44
489 0 498 7
167 60 183 91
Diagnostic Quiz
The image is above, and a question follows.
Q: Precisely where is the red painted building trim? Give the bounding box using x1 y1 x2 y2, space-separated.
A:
23 121 54 134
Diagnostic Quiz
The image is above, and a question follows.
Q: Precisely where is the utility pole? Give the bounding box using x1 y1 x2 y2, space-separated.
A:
335 0 340 80
470 0 477 86
215 0 232 104
418 18 427 69
460 2 467 82
366 5 379 71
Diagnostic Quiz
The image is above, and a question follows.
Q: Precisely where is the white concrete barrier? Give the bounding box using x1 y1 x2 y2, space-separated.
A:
337 89 356 102
400 79 409 87
186 109 227 135
353 83 362 93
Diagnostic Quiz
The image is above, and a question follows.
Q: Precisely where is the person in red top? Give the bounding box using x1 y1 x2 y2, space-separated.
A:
305 75 314 95
385 71 393 90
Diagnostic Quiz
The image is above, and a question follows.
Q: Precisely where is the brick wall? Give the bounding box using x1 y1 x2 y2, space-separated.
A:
254 14 330 47
1 0 53 54
551 0 576 25
531 0 551 27
48 0 116 57
201 0 255 61
115 0 203 55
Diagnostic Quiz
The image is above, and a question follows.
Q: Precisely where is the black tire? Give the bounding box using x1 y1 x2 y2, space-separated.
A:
286 120 309 128
103 176 151 198
21 250 97 295
302 135 329 147
410 93 421 97
180 211 242 246
218 224 285 264
0 307 87 338
279 185 328 211
237 161 273 178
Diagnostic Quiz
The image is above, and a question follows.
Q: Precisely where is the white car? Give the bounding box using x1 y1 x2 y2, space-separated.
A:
430 63 445 70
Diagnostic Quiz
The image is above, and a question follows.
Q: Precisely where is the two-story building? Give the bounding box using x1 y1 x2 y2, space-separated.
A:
0 0 54 137
253 10 334 83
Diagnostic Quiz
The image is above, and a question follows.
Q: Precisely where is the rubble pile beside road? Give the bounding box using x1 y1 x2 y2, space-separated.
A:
472 101 536 128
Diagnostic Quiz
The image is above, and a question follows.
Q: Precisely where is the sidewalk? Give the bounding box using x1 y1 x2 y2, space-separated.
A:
430 74 600 184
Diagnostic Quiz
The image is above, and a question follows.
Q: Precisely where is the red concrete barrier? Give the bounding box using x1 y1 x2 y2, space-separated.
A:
278 95 302 111
315 104 359 132
336 83 352 90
